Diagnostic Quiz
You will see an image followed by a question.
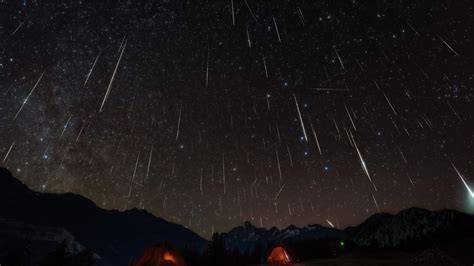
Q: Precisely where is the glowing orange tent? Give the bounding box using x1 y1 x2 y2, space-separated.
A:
267 246 292 265
133 244 187 266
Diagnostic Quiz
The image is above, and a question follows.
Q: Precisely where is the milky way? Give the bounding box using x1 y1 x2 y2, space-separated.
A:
1 1 474 238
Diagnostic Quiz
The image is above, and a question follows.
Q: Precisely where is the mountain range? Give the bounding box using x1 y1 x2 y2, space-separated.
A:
1 167 473 265
0 168 207 266
220 207 474 254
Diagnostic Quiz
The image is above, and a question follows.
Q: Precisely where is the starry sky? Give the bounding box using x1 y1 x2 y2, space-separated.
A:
1 0 474 238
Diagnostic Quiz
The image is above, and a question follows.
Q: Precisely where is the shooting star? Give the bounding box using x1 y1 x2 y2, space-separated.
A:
272 16 282 42
451 162 474 198
262 55 268 77
333 46 345 70
274 184 285 201
276 150 283 181
14 71 45 120
99 38 127 112
447 101 462 121
438 34 459 56
382 91 397 115
176 104 182 141
406 20 420 36
293 94 308 142
146 145 153 180
222 153 226 194
231 0 235 25
351 131 377 191
243 0 258 23
2 142 15 164
128 151 140 198
297 7 305 25
344 104 357 131
246 25 251 48
310 121 322 155
371 193 380 211
83 50 102 88
11 17 28 37
59 116 72 139
326 219 335 228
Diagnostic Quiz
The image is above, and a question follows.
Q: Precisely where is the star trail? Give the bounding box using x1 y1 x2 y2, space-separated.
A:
1 1 474 238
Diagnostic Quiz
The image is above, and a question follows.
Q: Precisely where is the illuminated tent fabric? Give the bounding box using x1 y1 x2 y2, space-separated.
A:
133 244 187 266
267 246 292 265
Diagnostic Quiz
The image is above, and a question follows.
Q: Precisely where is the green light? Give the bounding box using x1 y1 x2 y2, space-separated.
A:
339 241 345 247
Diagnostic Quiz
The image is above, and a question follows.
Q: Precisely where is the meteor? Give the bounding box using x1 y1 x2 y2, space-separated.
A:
2 142 15 164
333 46 345 70
246 25 251 48
276 150 283 181
176 104 182 140
350 130 377 191
310 122 322 156
11 17 28 37
326 219 335 228
274 184 285 201
128 151 140 198
293 94 308 142
230 0 235 25
14 71 45 120
100 38 127 112
262 55 268 78
83 50 102 88
438 34 459 56
272 16 281 42
451 163 474 198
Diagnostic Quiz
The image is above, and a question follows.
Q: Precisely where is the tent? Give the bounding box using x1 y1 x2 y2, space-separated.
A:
133 244 187 266
267 246 292 265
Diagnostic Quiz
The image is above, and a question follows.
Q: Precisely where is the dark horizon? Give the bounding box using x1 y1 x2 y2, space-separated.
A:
3 165 469 241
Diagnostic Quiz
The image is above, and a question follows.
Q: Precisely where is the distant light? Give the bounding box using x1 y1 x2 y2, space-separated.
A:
339 241 345 247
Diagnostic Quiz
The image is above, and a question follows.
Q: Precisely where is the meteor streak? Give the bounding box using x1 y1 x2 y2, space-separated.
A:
272 16 281 42
438 34 459 56
326 219 335 228
83 50 102 88
310 122 322 155
351 131 377 191
100 38 127 112
14 71 45 120
2 142 15 164
230 0 235 25
293 94 308 142
451 163 474 198
333 46 345 70
274 184 285 201
176 104 182 140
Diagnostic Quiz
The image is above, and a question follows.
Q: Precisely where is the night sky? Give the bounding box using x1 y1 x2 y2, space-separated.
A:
1 0 474 238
